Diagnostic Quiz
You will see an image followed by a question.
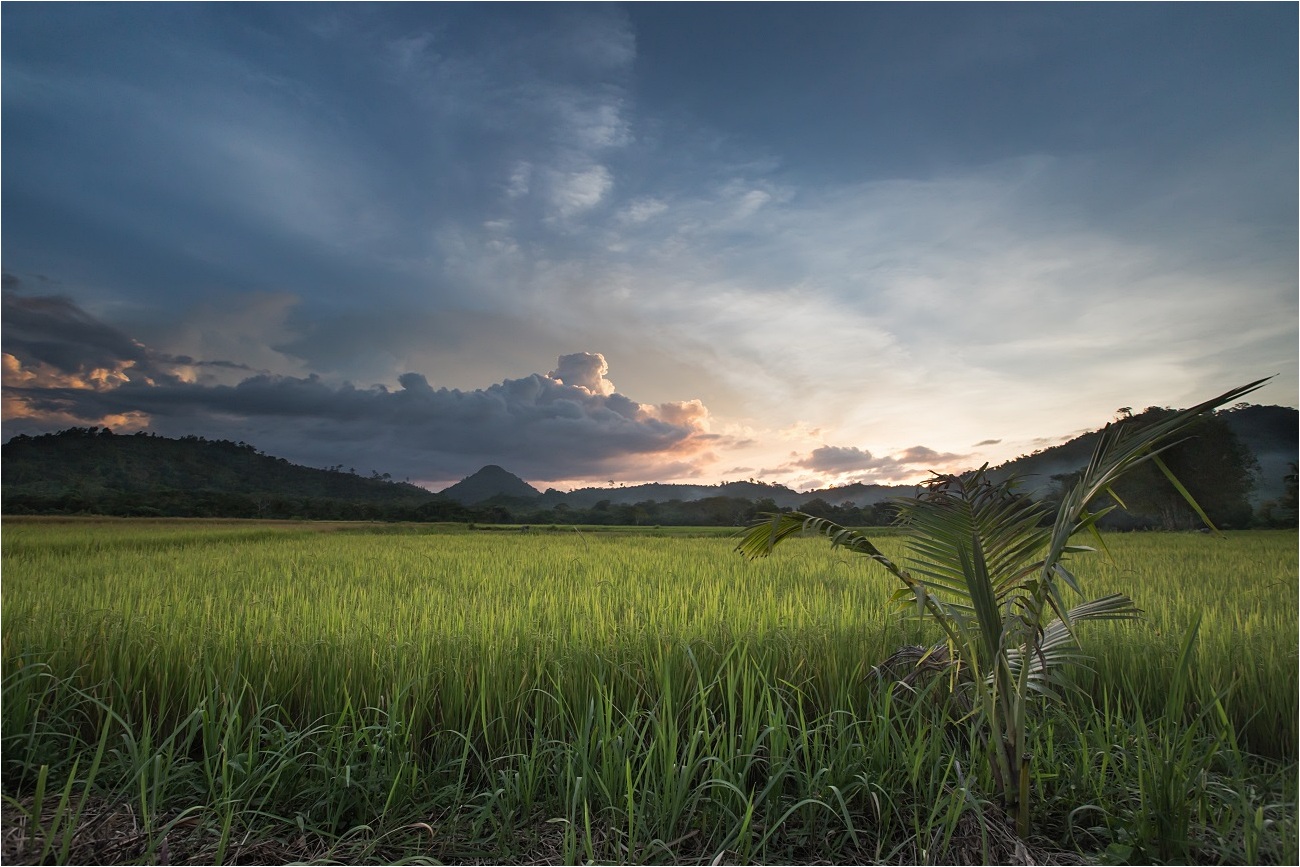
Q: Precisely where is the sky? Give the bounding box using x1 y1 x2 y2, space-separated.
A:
3 3 1296 492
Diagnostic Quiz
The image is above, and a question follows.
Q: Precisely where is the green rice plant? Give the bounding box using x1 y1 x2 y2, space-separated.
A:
2 507 1294 862
737 379 1270 838
1065 528 1299 760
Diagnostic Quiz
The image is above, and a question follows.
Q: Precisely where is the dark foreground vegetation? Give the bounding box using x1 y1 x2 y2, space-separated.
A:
4 645 1293 865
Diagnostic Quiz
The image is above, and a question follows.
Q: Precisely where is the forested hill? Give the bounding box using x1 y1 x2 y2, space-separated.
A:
991 404 1296 504
4 404 1295 526
984 403 1296 529
1 427 440 518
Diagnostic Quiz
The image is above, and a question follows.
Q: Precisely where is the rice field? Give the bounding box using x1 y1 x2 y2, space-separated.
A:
2 518 1296 864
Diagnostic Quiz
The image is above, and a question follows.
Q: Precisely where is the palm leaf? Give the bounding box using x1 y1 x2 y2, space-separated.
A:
1041 377 1269 636
732 378 1267 834
735 512 907 580
1005 593 1143 691
1049 378 1269 556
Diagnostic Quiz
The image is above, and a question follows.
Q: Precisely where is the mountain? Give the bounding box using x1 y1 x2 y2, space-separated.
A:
6 402 1294 523
2 427 437 514
536 478 916 509
452 404 1296 512
439 465 541 505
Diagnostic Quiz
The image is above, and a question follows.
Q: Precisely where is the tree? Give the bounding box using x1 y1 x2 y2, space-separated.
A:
799 497 835 519
737 379 1267 837
1257 462 1298 527
1108 409 1258 529
1281 463 1299 522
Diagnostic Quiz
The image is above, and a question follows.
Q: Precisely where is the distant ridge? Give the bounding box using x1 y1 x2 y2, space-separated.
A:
5 402 1294 522
1 427 435 503
439 465 541 505
537 479 914 509
442 404 1296 511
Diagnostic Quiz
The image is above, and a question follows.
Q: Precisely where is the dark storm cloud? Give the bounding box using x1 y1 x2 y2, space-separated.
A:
6 369 713 482
2 287 151 373
2 285 250 381
2 294 716 484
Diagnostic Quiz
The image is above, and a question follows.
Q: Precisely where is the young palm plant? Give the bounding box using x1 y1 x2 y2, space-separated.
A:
736 379 1268 837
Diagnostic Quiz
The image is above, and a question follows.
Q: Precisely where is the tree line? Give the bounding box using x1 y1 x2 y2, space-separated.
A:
3 414 1294 528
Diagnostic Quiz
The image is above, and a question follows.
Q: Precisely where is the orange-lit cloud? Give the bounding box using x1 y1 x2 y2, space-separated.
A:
3 296 728 483
1 351 136 391
2 352 152 430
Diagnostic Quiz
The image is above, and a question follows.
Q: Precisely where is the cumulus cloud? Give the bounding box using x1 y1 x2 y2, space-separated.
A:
492 145 1295 471
1 293 721 485
549 351 615 395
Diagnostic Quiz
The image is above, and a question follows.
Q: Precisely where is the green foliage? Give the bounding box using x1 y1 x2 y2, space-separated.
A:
1 520 1295 863
1107 409 1259 529
1256 461 1299 527
737 380 1271 837
1 427 439 519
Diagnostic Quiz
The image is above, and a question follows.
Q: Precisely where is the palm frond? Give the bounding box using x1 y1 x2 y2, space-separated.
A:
732 379 1267 834
734 512 906 580
1005 593 1143 689
896 469 1051 608
1045 378 1271 574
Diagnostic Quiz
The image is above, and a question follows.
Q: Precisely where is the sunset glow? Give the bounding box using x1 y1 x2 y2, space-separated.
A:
3 5 1295 491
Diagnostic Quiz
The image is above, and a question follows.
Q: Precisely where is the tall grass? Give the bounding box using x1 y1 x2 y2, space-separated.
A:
2 520 1295 863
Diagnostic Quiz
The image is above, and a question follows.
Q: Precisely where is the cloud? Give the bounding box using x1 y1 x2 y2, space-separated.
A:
549 352 615 395
547 164 614 219
387 32 439 74
732 189 772 220
894 446 960 464
797 445 878 473
791 442 969 484
2 287 152 375
2 6 1292 491
618 197 669 224
480 146 1294 469
1 294 721 485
